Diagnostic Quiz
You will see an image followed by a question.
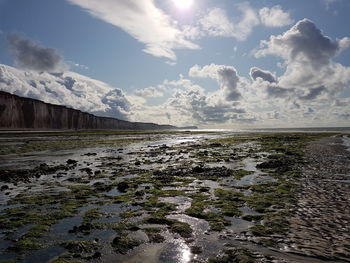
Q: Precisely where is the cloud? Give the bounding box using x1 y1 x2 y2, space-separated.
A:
127 74 254 126
249 67 276 83
298 86 326 100
198 4 259 41
67 0 199 60
7 33 67 72
245 19 350 127
254 19 350 101
193 4 292 41
259 5 294 27
167 88 247 124
189 64 242 101
134 86 164 98
0 64 130 120
255 19 350 69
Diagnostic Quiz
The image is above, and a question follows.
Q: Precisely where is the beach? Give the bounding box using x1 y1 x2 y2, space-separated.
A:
0 130 349 263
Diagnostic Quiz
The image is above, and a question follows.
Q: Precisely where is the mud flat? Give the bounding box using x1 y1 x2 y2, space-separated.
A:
0 131 349 263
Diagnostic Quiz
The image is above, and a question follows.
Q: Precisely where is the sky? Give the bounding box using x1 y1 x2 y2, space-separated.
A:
0 0 350 128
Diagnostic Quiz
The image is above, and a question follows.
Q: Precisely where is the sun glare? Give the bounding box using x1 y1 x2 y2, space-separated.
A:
172 0 193 9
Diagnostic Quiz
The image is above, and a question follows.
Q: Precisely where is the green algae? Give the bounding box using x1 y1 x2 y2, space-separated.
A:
143 227 165 243
82 208 102 223
111 236 141 254
170 221 192 238
208 248 256 263
9 237 42 253
185 193 230 231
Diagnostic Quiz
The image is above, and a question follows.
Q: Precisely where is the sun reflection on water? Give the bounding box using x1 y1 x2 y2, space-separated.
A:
179 242 191 262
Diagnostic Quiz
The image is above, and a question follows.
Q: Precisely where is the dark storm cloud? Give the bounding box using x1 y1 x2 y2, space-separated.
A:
7 33 66 72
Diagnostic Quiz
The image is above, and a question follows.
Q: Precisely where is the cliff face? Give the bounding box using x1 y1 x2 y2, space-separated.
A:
0 91 175 130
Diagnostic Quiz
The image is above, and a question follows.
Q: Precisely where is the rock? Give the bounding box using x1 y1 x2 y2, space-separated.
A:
135 190 145 197
160 144 169 149
93 182 112 192
80 168 92 175
192 166 204 173
209 143 222 147
191 246 203 254
92 251 101 258
117 182 129 192
1 185 9 191
68 223 95 234
67 159 78 165
83 152 97 156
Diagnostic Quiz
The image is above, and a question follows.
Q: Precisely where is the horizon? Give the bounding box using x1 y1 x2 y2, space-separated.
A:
0 0 350 128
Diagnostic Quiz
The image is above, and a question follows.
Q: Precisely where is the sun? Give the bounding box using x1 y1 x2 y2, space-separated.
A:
172 0 193 9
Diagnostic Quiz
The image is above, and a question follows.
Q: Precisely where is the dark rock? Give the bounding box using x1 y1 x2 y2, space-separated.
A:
209 143 222 147
67 159 78 165
129 226 140 231
117 182 129 192
191 246 203 254
135 190 145 197
93 182 112 192
80 168 92 175
92 251 101 258
69 223 95 234
83 152 97 156
0 163 68 183
192 166 204 173
160 144 169 149
0 184 9 191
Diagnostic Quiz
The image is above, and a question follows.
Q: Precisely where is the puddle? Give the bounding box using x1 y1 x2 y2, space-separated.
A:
167 214 210 237
239 206 260 215
22 245 66 263
226 217 253 234
0 251 17 262
90 229 116 242
48 216 82 241
158 196 192 213
0 233 12 251
121 239 192 263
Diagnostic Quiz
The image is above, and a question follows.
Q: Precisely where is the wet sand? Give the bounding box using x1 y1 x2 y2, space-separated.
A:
284 137 350 261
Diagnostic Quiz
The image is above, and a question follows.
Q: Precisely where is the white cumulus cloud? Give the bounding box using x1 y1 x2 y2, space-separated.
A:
198 3 259 41
254 19 350 99
189 64 242 101
259 6 294 27
0 64 130 120
134 86 164 98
